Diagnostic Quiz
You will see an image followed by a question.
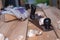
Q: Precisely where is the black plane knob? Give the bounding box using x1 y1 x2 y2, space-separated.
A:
44 18 51 30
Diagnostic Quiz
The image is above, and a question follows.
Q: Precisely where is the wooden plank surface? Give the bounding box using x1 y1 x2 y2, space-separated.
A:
49 7 60 20
8 19 28 40
0 20 18 36
42 7 60 38
4 14 17 22
0 14 28 40
0 6 59 40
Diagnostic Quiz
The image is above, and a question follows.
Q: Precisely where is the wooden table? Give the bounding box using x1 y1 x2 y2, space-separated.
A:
0 6 60 40
0 16 28 40
42 7 60 38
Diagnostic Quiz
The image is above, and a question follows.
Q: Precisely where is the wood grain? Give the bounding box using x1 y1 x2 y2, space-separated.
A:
42 7 60 38
8 19 28 40
0 20 18 37
4 14 17 22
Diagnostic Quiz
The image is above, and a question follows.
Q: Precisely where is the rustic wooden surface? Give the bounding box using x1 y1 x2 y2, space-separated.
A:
0 7 60 40
0 18 28 40
42 7 60 38
8 19 28 40
4 14 17 22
